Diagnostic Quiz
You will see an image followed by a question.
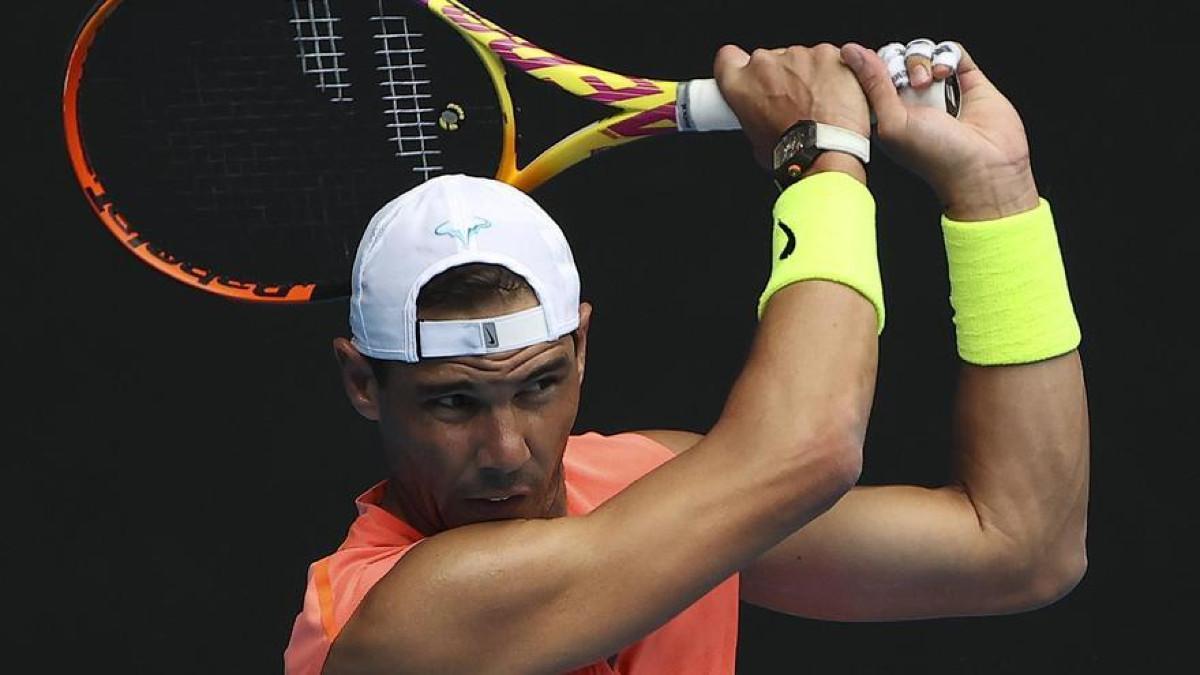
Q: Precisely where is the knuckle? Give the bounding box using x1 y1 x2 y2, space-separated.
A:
812 42 840 58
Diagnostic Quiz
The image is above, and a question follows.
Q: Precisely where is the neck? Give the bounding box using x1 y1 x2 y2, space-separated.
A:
380 479 440 536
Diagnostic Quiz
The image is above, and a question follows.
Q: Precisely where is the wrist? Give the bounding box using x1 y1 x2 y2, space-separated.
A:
940 163 1039 221
801 151 866 185
772 121 869 190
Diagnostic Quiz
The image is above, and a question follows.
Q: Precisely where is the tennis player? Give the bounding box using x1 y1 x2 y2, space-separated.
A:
285 39 1089 674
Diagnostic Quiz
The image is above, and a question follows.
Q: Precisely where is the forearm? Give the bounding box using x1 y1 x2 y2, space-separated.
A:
952 355 1090 594
718 156 877 480
946 192 1090 590
720 279 876 470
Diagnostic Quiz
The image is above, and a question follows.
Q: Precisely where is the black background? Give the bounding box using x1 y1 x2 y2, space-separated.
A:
10 1 1197 672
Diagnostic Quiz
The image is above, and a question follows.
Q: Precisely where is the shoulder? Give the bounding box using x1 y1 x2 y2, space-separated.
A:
627 429 705 456
563 431 696 509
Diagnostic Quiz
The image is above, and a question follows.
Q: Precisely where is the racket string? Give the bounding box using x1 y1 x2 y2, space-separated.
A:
289 0 353 102
373 1 443 177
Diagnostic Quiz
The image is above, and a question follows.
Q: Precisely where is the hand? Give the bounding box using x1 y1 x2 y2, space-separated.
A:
713 43 871 170
841 41 1040 220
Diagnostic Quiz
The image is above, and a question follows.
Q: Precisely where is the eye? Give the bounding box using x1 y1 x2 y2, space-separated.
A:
523 377 560 395
432 394 474 410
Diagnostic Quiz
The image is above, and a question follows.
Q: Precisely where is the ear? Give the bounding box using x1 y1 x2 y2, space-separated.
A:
332 337 382 421
573 302 592 384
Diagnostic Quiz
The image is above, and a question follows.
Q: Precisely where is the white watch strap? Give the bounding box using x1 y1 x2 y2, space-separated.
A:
813 122 870 164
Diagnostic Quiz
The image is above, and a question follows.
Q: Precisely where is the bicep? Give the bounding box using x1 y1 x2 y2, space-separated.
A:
740 483 1039 621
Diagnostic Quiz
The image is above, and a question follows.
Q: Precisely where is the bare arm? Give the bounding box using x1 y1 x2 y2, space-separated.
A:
640 359 1090 620
739 353 1088 620
324 45 880 674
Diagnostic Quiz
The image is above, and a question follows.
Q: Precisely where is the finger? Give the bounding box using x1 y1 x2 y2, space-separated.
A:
905 38 935 87
713 44 751 82
877 42 909 88
931 41 961 80
947 41 997 98
953 41 983 81
843 43 905 129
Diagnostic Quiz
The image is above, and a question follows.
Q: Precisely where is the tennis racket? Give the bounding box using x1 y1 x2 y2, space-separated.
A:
64 0 959 303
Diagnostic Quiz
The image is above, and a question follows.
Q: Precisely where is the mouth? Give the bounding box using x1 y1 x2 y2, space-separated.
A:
466 495 527 515
466 490 531 512
470 485 532 500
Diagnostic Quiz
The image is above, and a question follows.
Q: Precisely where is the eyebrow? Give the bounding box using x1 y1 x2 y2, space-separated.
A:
414 355 571 397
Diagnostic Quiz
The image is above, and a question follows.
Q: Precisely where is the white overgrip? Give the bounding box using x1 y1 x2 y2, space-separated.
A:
898 78 957 117
676 75 959 133
676 79 741 132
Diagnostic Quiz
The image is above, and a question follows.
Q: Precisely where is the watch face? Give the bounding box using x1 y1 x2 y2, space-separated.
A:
773 137 799 165
773 121 818 169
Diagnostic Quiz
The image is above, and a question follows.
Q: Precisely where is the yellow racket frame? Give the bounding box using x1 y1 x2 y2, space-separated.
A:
423 0 684 192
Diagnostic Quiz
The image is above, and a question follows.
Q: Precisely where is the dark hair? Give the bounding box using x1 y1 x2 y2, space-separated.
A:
416 262 534 310
366 263 536 384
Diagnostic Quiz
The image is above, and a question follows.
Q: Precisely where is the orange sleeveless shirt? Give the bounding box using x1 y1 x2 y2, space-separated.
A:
284 431 740 674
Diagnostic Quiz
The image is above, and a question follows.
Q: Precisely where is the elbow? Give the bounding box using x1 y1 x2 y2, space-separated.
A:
826 435 864 495
820 412 866 492
1004 541 1088 612
1031 545 1088 607
1028 516 1090 608
714 406 864 516
790 425 864 504
825 400 868 493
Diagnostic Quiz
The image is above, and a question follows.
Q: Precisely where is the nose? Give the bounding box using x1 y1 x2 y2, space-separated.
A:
474 403 532 475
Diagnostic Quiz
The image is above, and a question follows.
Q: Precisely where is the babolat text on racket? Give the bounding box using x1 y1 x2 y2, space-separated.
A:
64 0 958 302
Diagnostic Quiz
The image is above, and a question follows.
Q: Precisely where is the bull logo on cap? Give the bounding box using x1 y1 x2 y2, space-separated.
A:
434 218 493 248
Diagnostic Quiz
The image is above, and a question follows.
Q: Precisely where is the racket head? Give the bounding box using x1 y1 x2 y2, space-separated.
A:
64 0 510 303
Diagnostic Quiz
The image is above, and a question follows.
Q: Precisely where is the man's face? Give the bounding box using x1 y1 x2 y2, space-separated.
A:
366 291 589 534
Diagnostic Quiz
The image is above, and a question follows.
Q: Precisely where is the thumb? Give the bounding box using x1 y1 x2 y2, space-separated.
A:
713 44 751 81
841 43 905 131
951 42 999 104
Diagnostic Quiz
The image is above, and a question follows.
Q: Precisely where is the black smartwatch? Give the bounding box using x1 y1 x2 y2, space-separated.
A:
771 120 871 190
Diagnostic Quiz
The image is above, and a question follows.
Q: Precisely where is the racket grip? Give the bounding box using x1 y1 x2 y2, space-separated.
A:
676 77 960 132
676 79 740 132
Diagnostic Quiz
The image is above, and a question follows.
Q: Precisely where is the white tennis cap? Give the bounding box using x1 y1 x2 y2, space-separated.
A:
349 174 581 362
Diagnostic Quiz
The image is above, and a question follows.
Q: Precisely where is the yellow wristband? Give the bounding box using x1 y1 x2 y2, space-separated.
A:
757 172 884 333
943 198 1081 365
